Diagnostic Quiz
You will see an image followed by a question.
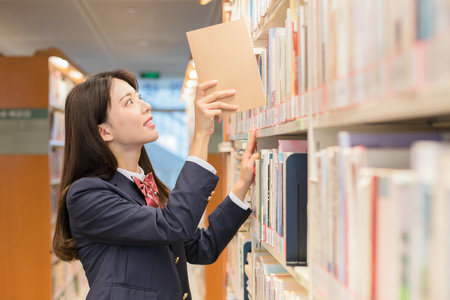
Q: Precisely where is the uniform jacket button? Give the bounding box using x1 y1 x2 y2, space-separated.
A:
175 256 179 264
183 292 189 299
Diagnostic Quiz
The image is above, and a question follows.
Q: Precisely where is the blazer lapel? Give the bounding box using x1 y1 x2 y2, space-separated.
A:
107 171 147 206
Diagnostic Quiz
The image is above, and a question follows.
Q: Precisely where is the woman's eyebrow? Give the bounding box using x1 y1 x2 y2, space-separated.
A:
118 91 134 103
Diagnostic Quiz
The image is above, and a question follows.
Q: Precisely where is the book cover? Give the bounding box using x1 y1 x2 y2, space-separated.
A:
186 19 266 112
283 152 308 265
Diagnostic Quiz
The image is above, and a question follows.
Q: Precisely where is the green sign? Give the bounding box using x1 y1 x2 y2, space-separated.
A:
0 108 49 154
0 108 48 120
140 71 160 79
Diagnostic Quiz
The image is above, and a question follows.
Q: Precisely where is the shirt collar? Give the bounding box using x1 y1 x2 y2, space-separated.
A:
117 166 145 182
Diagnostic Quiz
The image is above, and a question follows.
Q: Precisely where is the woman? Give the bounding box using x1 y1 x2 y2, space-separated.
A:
52 69 258 300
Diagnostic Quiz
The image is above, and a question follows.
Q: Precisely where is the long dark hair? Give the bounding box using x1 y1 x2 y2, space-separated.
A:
53 69 169 261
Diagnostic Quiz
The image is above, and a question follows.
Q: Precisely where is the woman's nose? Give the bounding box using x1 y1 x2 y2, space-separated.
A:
142 101 151 112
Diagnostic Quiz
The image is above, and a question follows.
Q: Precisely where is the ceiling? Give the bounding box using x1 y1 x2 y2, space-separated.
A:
0 0 222 77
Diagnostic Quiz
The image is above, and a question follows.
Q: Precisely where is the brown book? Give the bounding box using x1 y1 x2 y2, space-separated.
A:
187 20 266 112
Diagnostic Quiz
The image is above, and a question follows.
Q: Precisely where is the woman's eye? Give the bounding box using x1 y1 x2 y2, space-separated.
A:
126 99 133 105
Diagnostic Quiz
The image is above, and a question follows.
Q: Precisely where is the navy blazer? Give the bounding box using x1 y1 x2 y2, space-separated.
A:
66 161 251 300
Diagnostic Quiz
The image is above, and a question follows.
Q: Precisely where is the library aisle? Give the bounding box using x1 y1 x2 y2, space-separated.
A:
1 0 449 300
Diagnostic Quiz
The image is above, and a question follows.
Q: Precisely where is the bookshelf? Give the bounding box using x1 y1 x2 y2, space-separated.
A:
48 55 90 300
260 240 309 289
221 0 450 300
0 51 89 300
252 0 290 45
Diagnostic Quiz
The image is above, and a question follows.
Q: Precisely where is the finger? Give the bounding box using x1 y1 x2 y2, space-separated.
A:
208 109 223 119
196 80 218 99
207 101 238 111
244 129 257 157
204 90 236 104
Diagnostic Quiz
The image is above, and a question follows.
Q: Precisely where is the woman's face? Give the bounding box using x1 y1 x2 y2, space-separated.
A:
100 78 158 147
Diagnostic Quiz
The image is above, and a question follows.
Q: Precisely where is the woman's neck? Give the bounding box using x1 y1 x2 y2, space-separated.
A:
109 143 141 173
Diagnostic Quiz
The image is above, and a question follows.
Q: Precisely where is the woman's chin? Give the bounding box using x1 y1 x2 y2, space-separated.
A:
146 131 159 143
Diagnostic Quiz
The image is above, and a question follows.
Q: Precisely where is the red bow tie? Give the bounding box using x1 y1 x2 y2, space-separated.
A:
133 172 162 208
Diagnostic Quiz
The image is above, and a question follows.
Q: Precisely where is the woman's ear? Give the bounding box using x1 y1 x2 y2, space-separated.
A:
98 123 114 142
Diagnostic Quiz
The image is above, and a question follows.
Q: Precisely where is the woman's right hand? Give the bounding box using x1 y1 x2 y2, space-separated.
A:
193 80 238 137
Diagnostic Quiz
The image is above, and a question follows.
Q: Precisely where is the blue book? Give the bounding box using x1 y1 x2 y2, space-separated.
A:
284 152 308 266
242 241 251 300
417 0 436 40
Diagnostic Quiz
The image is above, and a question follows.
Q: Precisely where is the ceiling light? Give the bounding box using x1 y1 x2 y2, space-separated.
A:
186 80 197 88
68 70 83 80
199 0 212 4
49 56 69 69
188 70 197 79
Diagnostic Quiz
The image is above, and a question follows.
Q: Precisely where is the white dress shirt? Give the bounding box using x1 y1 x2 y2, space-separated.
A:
117 156 249 210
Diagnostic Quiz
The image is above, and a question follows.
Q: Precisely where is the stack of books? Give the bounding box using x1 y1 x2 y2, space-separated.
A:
251 140 308 266
254 254 308 300
226 1 308 137
310 132 450 299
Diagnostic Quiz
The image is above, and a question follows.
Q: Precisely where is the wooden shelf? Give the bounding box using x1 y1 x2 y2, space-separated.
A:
312 80 450 128
260 241 310 291
252 0 290 46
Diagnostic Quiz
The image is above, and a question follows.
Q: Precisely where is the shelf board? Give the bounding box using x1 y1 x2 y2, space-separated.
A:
230 118 308 141
252 0 290 46
312 80 450 128
260 241 310 291
49 140 65 147
257 118 308 137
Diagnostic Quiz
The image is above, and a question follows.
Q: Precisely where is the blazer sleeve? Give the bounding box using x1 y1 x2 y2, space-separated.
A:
184 196 251 264
66 161 218 246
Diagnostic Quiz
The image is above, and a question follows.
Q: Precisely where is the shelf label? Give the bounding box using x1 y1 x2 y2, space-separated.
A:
0 108 49 154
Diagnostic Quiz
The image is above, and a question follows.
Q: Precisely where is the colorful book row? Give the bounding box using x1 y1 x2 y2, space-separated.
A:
251 140 308 266
310 132 450 300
